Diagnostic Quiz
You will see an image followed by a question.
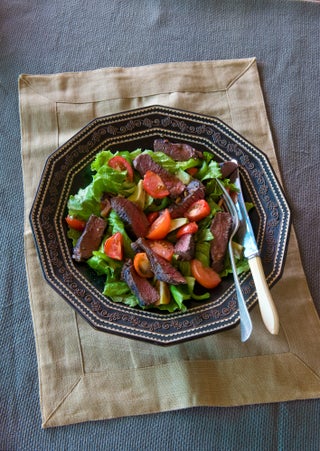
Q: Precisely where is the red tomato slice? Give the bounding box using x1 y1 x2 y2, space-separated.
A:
65 215 86 232
149 240 174 261
146 209 171 240
103 232 123 260
176 221 198 239
143 171 170 199
108 156 134 182
133 252 153 278
184 199 211 222
191 259 221 289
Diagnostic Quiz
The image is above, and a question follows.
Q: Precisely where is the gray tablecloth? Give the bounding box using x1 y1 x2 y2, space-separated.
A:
1 1 319 450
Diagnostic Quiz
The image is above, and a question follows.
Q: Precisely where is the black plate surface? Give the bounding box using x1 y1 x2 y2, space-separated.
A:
30 105 290 345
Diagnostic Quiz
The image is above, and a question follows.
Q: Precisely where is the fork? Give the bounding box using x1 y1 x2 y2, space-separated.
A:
216 179 253 342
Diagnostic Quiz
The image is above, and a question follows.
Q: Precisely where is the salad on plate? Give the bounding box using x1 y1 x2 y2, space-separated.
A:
66 139 250 313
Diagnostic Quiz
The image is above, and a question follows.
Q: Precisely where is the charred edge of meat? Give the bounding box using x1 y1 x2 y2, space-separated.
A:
110 196 150 238
174 233 195 261
153 138 203 161
121 259 160 306
72 214 107 262
210 211 233 273
168 179 206 219
133 153 185 198
187 179 206 195
133 237 186 285
131 240 141 254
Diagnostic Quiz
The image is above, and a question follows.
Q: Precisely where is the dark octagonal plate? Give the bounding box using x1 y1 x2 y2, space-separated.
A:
30 105 291 345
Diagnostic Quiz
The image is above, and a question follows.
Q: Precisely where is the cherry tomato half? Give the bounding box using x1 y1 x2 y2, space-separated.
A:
176 221 198 239
184 199 211 222
108 156 134 182
133 252 153 278
190 259 221 289
146 209 171 240
149 240 174 261
65 215 86 232
103 232 123 260
143 171 170 199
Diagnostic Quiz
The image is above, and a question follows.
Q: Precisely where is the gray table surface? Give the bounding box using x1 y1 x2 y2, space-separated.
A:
1 1 319 450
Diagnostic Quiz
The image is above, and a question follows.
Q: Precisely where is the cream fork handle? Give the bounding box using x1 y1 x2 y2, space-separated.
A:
248 256 279 335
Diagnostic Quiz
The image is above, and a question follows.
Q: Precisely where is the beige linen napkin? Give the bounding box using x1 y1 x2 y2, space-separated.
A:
19 58 320 428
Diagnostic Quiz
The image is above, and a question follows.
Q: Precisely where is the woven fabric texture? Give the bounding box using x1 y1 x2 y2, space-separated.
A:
1 0 320 449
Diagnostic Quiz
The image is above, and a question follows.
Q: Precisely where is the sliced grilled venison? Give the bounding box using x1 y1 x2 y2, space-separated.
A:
133 153 185 198
210 211 232 273
168 179 206 219
174 233 195 261
153 139 203 161
72 214 107 262
121 259 160 306
220 161 238 179
110 196 149 238
133 238 186 285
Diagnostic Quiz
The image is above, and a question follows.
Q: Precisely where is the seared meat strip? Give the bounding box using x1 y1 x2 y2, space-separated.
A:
121 259 159 306
72 214 107 262
210 211 232 273
220 161 238 179
168 179 206 219
133 153 185 198
174 233 195 261
110 196 150 238
133 238 186 285
153 138 203 161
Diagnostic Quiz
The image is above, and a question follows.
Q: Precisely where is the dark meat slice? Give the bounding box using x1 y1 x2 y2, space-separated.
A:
72 214 107 262
174 233 195 261
153 139 203 161
133 238 186 285
121 259 159 306
133 153 185 198
220 161 238 180
110 196 149 238
210 211 232 273
168 179 206 219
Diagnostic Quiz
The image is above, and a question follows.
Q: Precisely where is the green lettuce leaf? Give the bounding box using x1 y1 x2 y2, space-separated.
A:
87 250 122 277
169 276 210 311
198 160 221 181
103 282 140 308
141 149 200 172
87 249 140 307
169 285 189 312
67 227 82 246
194 241 211 267
219 253 250 278
68 150 137 220
67 185 101 221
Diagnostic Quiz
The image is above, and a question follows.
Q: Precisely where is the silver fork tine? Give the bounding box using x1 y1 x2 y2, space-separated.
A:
216 179 253 342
